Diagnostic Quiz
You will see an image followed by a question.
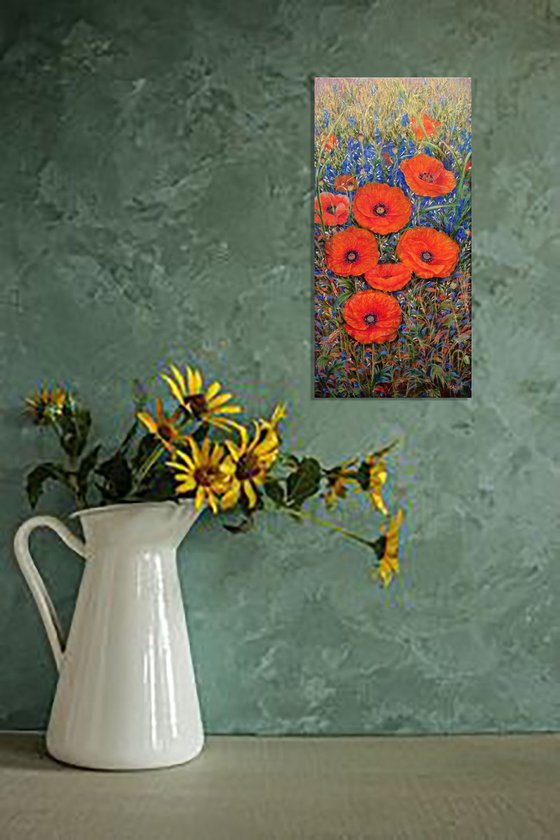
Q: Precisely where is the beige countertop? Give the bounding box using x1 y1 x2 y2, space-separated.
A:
1 733 559 839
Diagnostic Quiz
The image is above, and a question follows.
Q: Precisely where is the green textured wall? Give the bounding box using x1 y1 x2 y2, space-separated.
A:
1 0 559 734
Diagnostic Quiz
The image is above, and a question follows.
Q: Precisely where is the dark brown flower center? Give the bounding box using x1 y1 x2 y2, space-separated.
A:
373 203 387 216
346 250 358 262
194 466 220 487
327 205 338 215
159 422 175 441
237 453 261 481
184 394 207 416
421 250 433 263
364 314 377 325
419 171 436 183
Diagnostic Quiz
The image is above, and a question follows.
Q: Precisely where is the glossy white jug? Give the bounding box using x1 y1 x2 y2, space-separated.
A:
14 501 204 770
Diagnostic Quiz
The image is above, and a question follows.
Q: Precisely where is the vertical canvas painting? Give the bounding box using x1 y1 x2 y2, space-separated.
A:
314 78 471 398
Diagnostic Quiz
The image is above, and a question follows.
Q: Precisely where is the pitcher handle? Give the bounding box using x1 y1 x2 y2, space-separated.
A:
14 516 86 672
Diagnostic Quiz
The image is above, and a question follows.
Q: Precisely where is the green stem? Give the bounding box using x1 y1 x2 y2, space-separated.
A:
417 201 460 215
370 345 376 397
131 443 166 494
274 505 374 549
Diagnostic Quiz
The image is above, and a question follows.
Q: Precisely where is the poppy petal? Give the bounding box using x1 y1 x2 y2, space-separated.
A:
364 263 412 292
353 182 412 234
325 226 380 276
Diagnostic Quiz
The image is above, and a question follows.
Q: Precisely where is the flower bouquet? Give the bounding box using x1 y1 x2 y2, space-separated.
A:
24 364 404 587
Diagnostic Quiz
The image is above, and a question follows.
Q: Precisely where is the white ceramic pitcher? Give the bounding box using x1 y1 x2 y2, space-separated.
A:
13 501 204 770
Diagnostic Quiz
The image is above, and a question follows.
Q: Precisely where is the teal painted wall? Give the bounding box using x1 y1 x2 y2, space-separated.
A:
1 0 559 733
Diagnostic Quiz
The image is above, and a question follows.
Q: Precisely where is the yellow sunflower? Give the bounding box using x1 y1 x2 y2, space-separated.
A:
25 385 69 426
137 398 183 453
167 436 230 513
220 421 280 510
364 455 389 516
377 509 404 588
162 365 242 431
323 460 358 509
268 403 287 429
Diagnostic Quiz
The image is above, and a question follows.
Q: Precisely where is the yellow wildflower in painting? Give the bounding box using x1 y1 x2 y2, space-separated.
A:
137 398 183 453
162 364 242 431
221 422 280 510
25 385 68 425
377 509 404 588
365 456 389 516
167 436 230 513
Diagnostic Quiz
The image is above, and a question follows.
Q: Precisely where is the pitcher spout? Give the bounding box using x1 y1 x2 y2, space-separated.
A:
72 500 202 549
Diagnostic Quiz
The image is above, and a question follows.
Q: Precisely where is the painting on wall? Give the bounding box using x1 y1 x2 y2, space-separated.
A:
314 77 471 398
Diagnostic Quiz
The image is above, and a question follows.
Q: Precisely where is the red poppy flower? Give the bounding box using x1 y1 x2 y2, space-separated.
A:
325 226 379 276
364 262 412 292
410 114 441 141
353 183 412 234
396 227 460 279
324 133 338 152
343 291 402 344
466 160 472 171
334 175 358 192
314 192 350 226
400 154 456 197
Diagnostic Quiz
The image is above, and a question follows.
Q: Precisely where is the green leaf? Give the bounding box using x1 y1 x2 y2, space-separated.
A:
135 464 177 501
132 433 156 470
77 445 101 499
356 460 370 491
119 419 139 454
286 457 322 509
26 462 67 508
370 535 386 561
190 423 207 444
263 478 285 506
96 451 132 501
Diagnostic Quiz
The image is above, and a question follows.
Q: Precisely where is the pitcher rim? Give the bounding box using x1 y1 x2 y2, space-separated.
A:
70 500 195 519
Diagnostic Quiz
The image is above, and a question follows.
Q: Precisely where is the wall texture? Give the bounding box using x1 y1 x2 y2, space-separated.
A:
1 0 559 733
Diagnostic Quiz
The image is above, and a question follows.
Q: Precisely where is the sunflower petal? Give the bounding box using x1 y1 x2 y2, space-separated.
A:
206 392 234 409
187 366 203 394
243 480 258 509
195 486 206 511
225 440 241 460
213 403 242 414
207 491 219 514
177 478 196 492
205 381 221 402
221 481 241 510
137 412 157 434
170 365 186 395
162 373 185 404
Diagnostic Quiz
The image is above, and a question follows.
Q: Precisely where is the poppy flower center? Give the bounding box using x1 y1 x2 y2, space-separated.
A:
419 171 436 183
421 250 433 263
346 250 358 262
373 203 387 216
327 205 338 215
364 313 377 325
